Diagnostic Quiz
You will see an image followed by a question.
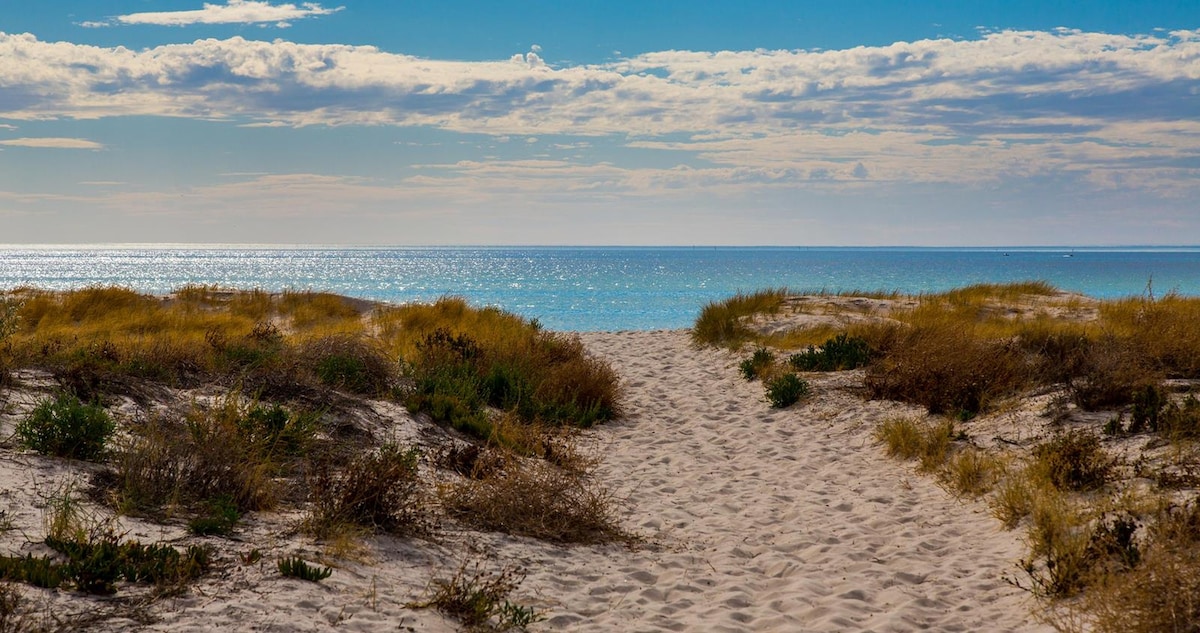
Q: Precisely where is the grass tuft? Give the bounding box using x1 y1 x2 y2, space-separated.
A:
16 393 114 461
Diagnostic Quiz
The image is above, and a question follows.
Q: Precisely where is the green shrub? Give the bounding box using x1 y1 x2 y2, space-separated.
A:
277 557 332 582
738 347 775 381
16 393 115 461
764 373 808 408
1031 430 1115 491
788 333 872 372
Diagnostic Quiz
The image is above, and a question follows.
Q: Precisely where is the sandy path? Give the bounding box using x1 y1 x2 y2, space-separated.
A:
0 331 1052 631
506 330 1050 632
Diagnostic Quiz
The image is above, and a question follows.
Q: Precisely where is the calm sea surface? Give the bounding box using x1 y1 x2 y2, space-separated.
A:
2 246 1199 331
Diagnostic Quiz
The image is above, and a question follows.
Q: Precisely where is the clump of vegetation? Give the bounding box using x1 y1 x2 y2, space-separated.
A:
439 448 627 545
389 299 621 440
940 448 1004 498
1071 501 1200 632
300 334 394 395
874 416 956 472
187 496 241 537
109 396 307 515
412 561 542 632
691 288 788 348
45 531 211 595
16 392 115 461
1030 430 1116 492
303 443 424 537
1 528 210 596
764 373 808 408
865 323 1029 417
277 556 333 583
788 333 871 372
738 347 775 381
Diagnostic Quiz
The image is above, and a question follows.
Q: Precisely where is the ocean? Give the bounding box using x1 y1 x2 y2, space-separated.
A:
2 246 1199 331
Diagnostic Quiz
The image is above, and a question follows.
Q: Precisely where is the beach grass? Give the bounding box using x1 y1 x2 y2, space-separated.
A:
699 281 1200 627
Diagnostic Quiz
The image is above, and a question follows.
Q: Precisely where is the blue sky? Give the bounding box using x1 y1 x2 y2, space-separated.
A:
1 1 1198 245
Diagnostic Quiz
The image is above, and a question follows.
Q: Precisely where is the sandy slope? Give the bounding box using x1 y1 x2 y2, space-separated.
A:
0 330 1051 632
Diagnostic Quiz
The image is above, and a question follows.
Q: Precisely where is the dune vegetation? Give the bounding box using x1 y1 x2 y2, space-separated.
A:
0 285 627 630
698 281 1200 631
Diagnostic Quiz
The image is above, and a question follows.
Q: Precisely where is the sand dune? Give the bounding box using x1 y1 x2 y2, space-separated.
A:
0 330 1050 631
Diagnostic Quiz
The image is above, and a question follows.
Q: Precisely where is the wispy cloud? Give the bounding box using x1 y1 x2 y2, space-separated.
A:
0 137 103 149
83 1 343 28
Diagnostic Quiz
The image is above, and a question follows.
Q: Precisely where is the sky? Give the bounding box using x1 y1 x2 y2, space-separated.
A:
1 1 1198 246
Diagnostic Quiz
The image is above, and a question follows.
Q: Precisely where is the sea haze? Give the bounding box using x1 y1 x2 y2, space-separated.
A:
2 246 1199 332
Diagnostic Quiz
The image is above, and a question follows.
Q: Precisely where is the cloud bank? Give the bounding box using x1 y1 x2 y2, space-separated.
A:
0 27 1197 201
83 1 343 28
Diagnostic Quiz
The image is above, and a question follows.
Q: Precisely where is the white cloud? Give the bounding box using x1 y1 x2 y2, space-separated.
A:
0 28 1197 198
92 1 343 28
0 137 103 149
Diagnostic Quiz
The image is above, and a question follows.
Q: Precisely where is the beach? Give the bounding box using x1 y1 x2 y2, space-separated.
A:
0 326 1051 632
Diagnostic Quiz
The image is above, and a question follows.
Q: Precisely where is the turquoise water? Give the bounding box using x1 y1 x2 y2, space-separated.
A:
2 246 1199 331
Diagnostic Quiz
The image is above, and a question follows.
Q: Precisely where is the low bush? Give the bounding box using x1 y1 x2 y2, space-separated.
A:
277 557 332 583
864 324 1029 417
764 373 808 408
402 325 621 438
440 453 627 545
1030 430 1115 492
1017 492 1092 598
788 333 871 372
300 334 394 395
738 347 775 381
111 396 289 515
45 531 211 595
990 474 1038 530
412 561 541 632
304 444 424 537
16 393 115 461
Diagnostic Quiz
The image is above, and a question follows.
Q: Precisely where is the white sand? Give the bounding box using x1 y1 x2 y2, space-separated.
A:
0 330 1051 632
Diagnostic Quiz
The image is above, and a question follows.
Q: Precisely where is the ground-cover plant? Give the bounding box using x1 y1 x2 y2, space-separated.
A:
0 531 209 596
939 448 1005 498
764 373 808 408
277 556 332 582
299 334 394 395
303 443 424 538
412 561 542 632
44 531 211 595
788 333 872 372
187 496 241 537
16 393 114 461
